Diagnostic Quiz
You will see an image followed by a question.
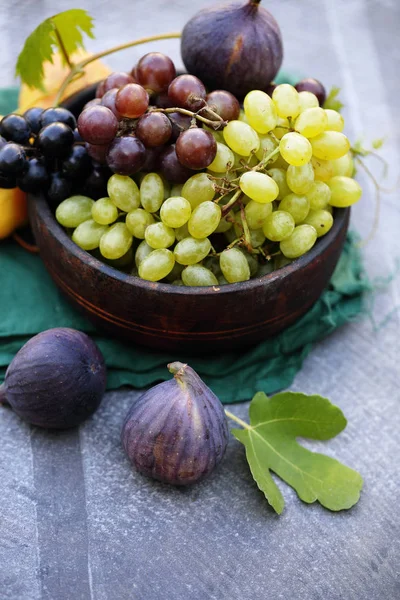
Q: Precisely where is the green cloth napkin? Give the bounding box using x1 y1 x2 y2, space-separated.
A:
0 87 369 403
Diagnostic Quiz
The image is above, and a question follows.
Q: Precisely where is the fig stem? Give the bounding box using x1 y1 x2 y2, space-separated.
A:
53 31 182 106
0 383 9 406
152 107 227 130
168 362 188 381
224 409 251 430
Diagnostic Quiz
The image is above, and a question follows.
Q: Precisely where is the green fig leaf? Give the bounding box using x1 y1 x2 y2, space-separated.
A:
232 391 363 514
15 9 94 90
323 86 344 112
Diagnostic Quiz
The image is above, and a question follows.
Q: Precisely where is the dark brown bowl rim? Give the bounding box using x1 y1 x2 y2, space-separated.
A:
32 193 349 296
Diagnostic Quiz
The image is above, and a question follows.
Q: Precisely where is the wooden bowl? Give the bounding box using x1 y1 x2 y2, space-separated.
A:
28 85 350 353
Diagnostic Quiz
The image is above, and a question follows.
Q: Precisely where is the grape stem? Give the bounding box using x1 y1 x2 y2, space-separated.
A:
221 189 242 216
239 202 253 252
152 107 227 130
53 31 182 106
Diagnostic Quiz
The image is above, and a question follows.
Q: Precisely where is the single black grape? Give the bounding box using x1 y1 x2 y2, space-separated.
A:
0 114 31 145
40 107 77 130
0 171 17 189
83 166 111 199
0 143 28 176
17 158 49 193
47 172 73 205
23 107 44 134
141 147 163 172
295 78 327 106
37 122 74 158
0 136 6 150
106 136 146 175
61 144 92 180
159 145 194 183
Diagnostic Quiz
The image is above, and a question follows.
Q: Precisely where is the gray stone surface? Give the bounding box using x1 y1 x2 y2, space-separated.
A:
1 1 400 599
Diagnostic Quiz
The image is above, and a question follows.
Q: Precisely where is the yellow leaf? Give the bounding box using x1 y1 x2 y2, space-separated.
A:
18 49 111 112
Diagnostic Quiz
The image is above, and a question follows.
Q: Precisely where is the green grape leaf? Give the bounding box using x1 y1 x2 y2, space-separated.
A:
323 86 344 112
15 9 94 90
232 391 363 514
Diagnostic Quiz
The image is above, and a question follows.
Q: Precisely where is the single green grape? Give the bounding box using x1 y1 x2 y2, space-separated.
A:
160 196 192 228
220 248 250 283
255 133 279 162
240 249 259 277
126 208 155 239
272 84 301 119
268 168 292 199
145 222 175 249
279 193 310 224
302 209 334 237
294 107 327 139
324 109 345 132
286 163 315 195
72 220 108 251
274 116 290 140
107 174 140 212
139 249 175 282
311 131 350 160
257 261 274 277
274 254 293 269
238 109 249 123
175 222 190 241
249 228 266 248
245 200 273 229
174 236 211 265
280 132 313 166
170 183 184 197
223 120 260 156
106 247 134 269
91 197 119 225
135 240 153 268
182 265 218 287
331 153 354 177
203 255 222 277
280 224 317 258
243 90 277 134
298 91 319 111
208 142 235 173
263 210 295 241
99 223 133 260
239 171 279 203
181 173 215 209
218 275 229 285
188 201 221 238
165 262 185 282
56 196 94 228
215 213 233 233
327 176 362 207
311 156 334 182
204 126 224 143
306 181 332 210
140 172 164 212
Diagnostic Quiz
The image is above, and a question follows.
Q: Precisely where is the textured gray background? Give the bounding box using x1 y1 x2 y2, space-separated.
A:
1 1 400 599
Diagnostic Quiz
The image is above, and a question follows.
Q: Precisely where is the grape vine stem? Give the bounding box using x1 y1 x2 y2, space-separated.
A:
53 32 182 107
152 107 227 130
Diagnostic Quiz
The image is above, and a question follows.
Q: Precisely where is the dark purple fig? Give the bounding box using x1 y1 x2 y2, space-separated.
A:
0 328 106 429
181 0 283 99
122 362 229 485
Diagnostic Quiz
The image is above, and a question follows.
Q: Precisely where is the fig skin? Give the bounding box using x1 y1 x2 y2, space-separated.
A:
0 328 106 429
181 0 283 99
122 362 229 485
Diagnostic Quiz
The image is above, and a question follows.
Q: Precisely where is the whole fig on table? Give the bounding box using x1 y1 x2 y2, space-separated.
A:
122 362 229 485
0 328 107 429
181 0 283 99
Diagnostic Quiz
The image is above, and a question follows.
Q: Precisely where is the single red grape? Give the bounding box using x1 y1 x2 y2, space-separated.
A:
141 147 163 172
136 112 172 147
176 128 217 170
77 106 118 145
106 135 146 175
168 75 206 111
96 81 106 98
159 145 194 183
85 142 110 164
103 72 135 93
136 52 176 94
154 93 174 109
115 84 149 119
84 98 101 111
101 88 121 119
205 90 240 121
295 78 327 106
168 111 194 142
